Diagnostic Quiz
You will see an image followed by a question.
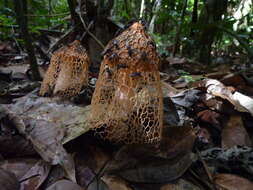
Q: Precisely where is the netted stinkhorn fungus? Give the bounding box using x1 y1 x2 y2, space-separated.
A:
90 21 163 144
39 40 90 97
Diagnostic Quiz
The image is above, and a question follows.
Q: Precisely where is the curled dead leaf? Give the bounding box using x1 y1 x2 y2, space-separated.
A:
222 114 252 148
106 144 195 183
19 160 51 190
102 175 133 190
161 179 202 190
0 168 20 190
200 79 253 116
160 126 196 158
0 158 38 180
214 173 253 190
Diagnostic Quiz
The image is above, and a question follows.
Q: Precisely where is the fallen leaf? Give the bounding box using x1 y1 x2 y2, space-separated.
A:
160 126 196 158
163 97 180 126
102 175 133 190
214 173 253 190
42 165 66 188
201 146 253 175
200 79 253 116
5 92 91 144
46 180 83 190
197 110 222 129
222 114 252 148
21 117 76 182
87 178 110 190
200 93 234 114
0 168 20 190
171 89 201 108
0 121 36 157
19 160 51 190
221 73 246 87
0 158 38 180
74 154 95 187
106 145 195 183
3 92 96 182
161 179 202 190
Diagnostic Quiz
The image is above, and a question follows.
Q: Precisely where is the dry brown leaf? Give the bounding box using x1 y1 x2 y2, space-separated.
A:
0 158 38 180
0 168 20 190
5 93 91 144
42 165 66 188
46 180 83 190
160 126 196 158
88 145 111 173
19 160 51 190
161 179 201 190
106 144 195 183
161 81 180 97
221 73 246 87
3 92 96 182
197 110 221 129
0 106 36 157
200 94 234 114
222 114 252 148
102 175 133 190
214 173 253 190
201 79 253 116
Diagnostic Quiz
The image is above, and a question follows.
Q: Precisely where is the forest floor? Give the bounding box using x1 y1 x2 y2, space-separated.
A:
1 37 253 190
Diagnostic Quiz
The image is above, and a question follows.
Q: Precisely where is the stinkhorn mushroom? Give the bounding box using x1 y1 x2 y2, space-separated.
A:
39 40 90 97
90 21 163 144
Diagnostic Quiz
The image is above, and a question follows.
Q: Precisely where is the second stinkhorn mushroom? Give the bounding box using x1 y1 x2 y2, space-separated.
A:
39 40 90 98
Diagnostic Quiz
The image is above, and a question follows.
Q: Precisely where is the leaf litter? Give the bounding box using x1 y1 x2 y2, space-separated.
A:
1 22 253 190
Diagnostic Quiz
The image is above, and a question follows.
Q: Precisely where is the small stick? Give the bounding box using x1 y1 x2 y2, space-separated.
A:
77 0 105 49
80 20 94 41
19 174 40 183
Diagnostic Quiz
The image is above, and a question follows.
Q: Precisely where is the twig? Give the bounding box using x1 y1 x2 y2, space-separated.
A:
196 149 213 181
11 25 23 55
47 25 78 54
80 20 94 41
19 174 40 183
85 158 111 189
196 149 218 190
77 0 105 49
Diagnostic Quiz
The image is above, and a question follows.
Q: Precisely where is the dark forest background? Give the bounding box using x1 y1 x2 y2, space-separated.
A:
1 0 252 80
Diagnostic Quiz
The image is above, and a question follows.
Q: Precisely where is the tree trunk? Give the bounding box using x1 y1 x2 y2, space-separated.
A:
67 0 80 27
149 0 162 33
192 0 198 24
13 0 41 81
140 0 145 18
4 0 8 8
86 0 118 69
47 0 52 28
124 0 129 16
197 0 228 63
172 0 188 56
